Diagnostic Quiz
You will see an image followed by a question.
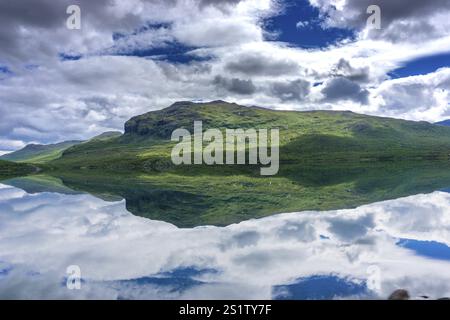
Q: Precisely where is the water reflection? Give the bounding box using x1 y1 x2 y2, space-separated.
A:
0 182 449 299
6 161 450 228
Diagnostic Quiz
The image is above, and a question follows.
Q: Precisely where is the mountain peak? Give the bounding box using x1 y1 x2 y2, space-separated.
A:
123 100 256 138
167 100 236 109
168 101 195 109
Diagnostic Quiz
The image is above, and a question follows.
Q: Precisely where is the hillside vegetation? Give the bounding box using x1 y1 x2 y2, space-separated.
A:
48 100 450 172
0 141 82 163
0 132 121 164
4 101 450 226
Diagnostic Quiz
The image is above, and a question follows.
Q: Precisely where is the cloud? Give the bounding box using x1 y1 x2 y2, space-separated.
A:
309 0 450 43
0 0 271 66
224 52 301 76
0 139 26 152
0 56 213 143
173 17 262 47
321 77 370 105
0 0 119 66
270 79 310 101
199 0 243 7
295 20 309 29
327 214 375 242
331 58 370 83
372 68 450 121
214 75 256 95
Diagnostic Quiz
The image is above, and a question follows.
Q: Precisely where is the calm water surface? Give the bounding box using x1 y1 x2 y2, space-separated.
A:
0 181 450 299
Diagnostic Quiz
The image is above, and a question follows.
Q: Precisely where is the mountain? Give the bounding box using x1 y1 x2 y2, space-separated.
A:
86 131 122 141
435 119 450 127
5 101 450 226
0 131 122 164
49 100 450 171
0 140 82 163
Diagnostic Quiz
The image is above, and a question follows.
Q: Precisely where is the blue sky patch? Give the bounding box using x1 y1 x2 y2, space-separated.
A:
0 65 13 80
264 0 355 48
0 66 11 74
58 53 82 61
272 274 368 300
114 42 211 64
111 267 218 296
0 267 12 277
112 22 172 41
389 52 450 79
109 22 211 64
397 238 450 261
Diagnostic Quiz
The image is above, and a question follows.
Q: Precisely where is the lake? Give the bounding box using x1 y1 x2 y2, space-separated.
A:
1 169 450 299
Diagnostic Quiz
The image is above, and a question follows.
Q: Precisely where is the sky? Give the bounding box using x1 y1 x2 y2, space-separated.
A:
1 0 450 153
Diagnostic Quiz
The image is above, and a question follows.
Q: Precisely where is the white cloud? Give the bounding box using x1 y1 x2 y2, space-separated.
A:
295 20 309 29
0 138 26 151
372 68 450 121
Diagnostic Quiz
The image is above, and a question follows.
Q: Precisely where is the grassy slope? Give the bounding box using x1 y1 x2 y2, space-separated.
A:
0 132 122 164
0 140 82 164
5 101 450 226
31 101 450 226
49 101 450 171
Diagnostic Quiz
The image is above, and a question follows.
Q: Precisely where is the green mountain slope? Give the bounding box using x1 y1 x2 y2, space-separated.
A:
5 101 450 226
0 140 82 163
0 131 122 164
49 100 450 171
86 131 122 142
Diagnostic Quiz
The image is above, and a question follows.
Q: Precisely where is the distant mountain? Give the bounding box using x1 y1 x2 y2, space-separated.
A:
50 100 450 172
0 140 83 163
0 131 122 164
435 119 450 127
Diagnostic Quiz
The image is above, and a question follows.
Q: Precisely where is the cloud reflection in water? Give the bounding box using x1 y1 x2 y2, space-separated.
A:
0 184 450 299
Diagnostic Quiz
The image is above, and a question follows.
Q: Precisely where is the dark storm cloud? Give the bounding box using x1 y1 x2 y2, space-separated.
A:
0 0 65 28
271 79 310 101
0 0 64 63
0 0 136 65
331 59 370 83
225 53 300 76
322 0 450 28
313 0 450 42
0 0 247 66
321 77 369 105
214 75 256 95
